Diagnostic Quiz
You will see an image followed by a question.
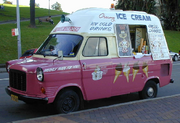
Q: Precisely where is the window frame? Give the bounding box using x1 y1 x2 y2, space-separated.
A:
82 37 108 57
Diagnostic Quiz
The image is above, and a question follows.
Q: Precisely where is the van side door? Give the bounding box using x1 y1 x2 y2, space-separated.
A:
80 37 113 100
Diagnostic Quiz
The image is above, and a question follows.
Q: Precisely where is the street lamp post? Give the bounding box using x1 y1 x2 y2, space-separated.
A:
48 0 50 15
16 0 22 58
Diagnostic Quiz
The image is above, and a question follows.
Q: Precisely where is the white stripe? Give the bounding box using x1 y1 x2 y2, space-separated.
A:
0 78 9 81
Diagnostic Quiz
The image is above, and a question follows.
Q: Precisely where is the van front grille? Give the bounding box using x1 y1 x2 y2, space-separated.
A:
9 69 26 91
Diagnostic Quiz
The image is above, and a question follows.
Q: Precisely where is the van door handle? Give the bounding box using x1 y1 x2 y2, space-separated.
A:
82 62 86 70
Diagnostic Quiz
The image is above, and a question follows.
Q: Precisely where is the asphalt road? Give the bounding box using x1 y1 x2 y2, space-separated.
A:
0 61 180 123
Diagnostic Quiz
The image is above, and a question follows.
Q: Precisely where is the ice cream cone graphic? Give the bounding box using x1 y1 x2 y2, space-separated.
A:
132 62 139 81
123 63 130 82
113 63 123 83
142 62 148 77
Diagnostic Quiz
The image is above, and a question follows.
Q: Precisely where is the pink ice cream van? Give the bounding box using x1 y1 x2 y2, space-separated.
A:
5 8 173 113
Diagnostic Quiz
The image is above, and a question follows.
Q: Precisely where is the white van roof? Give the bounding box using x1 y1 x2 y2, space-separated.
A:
51 8 162 34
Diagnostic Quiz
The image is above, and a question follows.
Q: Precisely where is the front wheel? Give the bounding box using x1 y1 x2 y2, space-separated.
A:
139 80 158 99
54 90 80 114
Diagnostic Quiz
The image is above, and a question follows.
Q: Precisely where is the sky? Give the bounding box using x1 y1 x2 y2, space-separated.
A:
0 0 115 13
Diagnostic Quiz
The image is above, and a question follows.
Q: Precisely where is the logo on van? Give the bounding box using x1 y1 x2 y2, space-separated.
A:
131 14 151 21
99 13 115 22
92 66 103 81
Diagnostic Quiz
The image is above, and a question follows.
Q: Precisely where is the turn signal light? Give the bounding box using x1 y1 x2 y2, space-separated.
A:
41 87 46 94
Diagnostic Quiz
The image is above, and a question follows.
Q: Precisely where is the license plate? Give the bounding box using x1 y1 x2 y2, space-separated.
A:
11 94 18 102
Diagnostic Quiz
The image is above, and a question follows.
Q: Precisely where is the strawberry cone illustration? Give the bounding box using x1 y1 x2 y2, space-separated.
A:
132 62 139 81
113 63 123 83
142 62 148 77
123 63 130 82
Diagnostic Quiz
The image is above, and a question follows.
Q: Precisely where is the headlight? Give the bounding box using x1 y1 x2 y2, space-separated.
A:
36 67 44 81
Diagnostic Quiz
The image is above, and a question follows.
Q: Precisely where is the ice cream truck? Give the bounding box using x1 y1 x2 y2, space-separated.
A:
5 8 174 113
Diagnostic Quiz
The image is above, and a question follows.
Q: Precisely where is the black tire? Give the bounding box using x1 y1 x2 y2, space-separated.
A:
139 80 158 99
173 55 178 61
54 90 80 114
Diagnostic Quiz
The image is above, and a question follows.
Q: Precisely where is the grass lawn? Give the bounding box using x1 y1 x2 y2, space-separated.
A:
0 3 68 64
164 30 180 52
0 16 61 64
0 4 68 21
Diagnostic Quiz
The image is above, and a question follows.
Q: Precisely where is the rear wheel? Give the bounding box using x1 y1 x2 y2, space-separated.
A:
173 55 178 61
54 90 80 114
139 80 158 99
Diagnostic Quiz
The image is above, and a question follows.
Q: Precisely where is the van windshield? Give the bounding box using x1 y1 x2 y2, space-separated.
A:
36 34 83 57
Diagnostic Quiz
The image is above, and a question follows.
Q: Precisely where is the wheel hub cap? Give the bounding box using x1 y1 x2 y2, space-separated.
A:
147 87 154 97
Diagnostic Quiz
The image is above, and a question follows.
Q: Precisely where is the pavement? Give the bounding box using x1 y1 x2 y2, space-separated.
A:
1 65 180 123
13 94 180 123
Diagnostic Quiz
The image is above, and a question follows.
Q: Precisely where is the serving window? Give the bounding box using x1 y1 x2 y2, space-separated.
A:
115 24 150 57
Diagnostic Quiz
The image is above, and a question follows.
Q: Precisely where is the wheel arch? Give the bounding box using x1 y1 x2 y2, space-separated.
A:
139 78 159 99
141 77 159 91
147 78 159 85
54 86 85 110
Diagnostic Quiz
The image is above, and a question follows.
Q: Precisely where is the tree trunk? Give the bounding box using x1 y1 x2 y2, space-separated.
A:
30 0 36 28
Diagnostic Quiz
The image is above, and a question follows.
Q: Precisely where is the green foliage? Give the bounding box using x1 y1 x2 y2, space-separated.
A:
3 0 12 4
115 0 157 14
51 2 62 11
160 0 180 31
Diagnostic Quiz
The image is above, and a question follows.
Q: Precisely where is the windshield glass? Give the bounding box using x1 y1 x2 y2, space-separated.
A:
36 34 83 57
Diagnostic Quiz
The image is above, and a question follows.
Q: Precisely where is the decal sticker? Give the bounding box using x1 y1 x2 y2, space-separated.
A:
89 22 113 31
113 63 123 83
149 34 169 60
116 24 132 56
92 66 103 81
142 62 148 77
44 65 80 72
123 63 130 82
148 25 161 33
53 26 81 32
135 28 143 49
132 62 139 81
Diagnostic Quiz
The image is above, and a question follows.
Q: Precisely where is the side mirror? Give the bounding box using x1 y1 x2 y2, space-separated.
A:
58 51 63 60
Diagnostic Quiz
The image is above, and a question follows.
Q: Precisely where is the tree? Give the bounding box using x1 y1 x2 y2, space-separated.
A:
29 0 36 28
35 3 40 8
3 0 12 4
115 0 180 31
115 0 156 15
159 0 180 31
51 2 62 11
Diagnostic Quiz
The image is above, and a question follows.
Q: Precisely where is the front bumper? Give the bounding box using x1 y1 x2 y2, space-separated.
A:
5 86 48 104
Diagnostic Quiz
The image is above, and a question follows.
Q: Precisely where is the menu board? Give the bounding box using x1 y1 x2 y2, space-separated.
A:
116 24 132 56
149 33 170 60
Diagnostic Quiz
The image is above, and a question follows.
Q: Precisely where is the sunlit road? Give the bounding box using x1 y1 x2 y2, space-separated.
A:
0 62 180 123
